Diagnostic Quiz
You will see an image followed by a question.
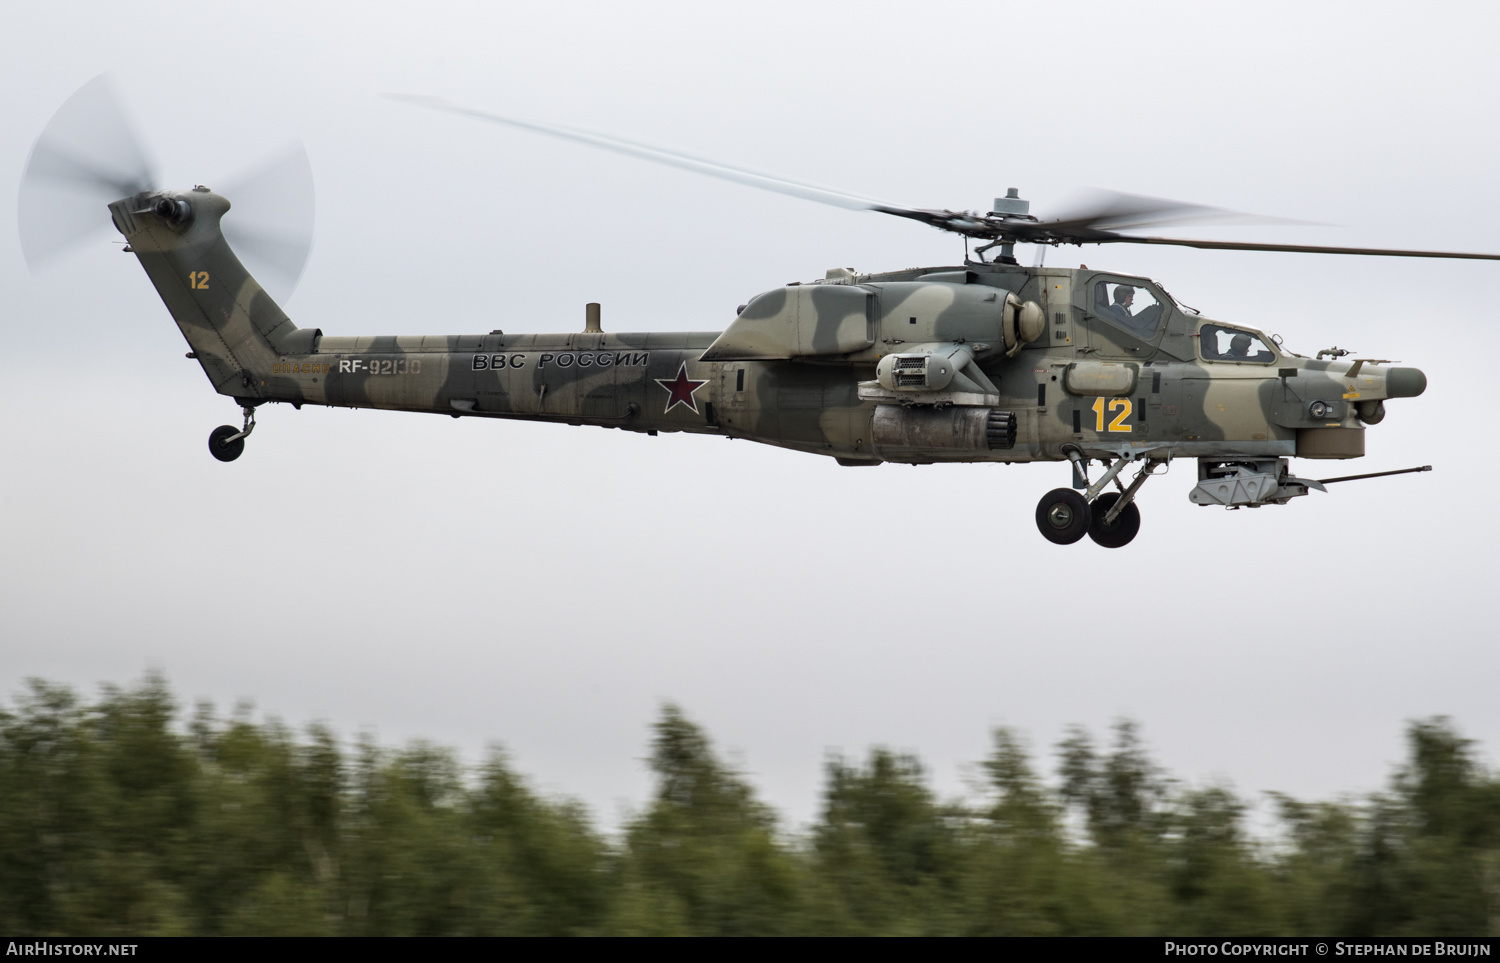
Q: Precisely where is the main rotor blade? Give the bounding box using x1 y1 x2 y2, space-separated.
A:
19 74 158 269
384 95 1495 261
1044 190 1231 233
1035 190 1315 244
219 143 315 303
1108 234 1500 260
385 94 925 216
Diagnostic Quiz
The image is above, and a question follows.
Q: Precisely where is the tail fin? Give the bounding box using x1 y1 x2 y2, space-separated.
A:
110 188 319 401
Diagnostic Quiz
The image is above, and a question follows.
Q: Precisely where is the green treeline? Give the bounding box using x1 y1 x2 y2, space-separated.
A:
1 678 1497 936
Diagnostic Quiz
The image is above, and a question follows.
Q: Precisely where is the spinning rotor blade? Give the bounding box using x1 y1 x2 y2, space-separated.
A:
18 74 157 268
386 93 919 215
1039 189 1308 235
1033 191 1500 259
389 95 1500 262
19 76 317 302
995 195 1500 260
382 98 1315 241
1103 234 1500 261
219 144 316 303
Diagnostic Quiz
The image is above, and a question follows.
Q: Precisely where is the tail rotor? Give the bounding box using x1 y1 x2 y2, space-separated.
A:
18 74 156 269
217 144 316 303
18 74 316 303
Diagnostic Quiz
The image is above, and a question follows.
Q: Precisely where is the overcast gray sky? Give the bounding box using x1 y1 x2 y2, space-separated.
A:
3 0 1497 831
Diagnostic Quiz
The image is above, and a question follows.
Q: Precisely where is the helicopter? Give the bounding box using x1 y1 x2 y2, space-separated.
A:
22 80 1481 548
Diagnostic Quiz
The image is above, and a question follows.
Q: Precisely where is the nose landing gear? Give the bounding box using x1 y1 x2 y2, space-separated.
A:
1034 448 1165 547
208 405 257 462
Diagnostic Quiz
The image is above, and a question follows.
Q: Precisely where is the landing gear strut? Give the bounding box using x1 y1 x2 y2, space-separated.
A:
208 405 257 462
1034 448 1166 548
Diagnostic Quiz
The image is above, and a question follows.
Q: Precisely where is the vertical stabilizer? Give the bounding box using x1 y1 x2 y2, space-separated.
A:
110 189 319 401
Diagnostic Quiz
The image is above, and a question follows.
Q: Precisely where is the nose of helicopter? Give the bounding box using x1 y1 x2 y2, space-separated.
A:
1386 367 1427 398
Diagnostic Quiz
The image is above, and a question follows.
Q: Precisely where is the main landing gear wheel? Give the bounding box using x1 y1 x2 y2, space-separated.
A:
208 404 257 462
1087 492 1141 548
1035 488 1091 545
208 425 245 462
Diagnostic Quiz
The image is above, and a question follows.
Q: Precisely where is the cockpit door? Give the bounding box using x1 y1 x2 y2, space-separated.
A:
1076 276 1173 360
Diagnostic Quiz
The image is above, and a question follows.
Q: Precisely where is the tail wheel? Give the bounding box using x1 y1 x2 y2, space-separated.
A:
1035 488 1091 545
1088 492 1141 548
208 425 245 462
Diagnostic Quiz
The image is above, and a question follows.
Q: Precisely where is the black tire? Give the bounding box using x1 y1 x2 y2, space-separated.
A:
1088 492 1141 548
208 425 245 462
1035 488 1091 545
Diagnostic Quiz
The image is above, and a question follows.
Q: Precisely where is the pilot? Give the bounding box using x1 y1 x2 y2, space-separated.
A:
1101 286 1135 324
1226 332 1252 359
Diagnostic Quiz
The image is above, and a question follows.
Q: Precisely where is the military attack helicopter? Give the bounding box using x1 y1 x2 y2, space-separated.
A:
23 79 1478 548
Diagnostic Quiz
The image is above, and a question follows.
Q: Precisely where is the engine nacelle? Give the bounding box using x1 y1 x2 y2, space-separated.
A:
1007 295 1046 355
700 283 874 361
701 277 1046 363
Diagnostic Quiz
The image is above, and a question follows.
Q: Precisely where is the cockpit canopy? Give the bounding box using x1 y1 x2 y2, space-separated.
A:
1199 323 1276 363
1091 278 1168 340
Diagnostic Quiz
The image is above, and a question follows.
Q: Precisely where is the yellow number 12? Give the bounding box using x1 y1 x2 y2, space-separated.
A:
188 271 210 289
1093 397 1133 432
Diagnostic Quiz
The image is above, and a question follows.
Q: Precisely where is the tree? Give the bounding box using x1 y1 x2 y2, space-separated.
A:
613 705 803 936
814 747 961 934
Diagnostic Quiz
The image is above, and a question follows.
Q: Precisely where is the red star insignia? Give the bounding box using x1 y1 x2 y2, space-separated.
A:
655 362 709 414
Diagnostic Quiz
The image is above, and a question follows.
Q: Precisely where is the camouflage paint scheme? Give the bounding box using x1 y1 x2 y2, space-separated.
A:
110 188 1426 474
